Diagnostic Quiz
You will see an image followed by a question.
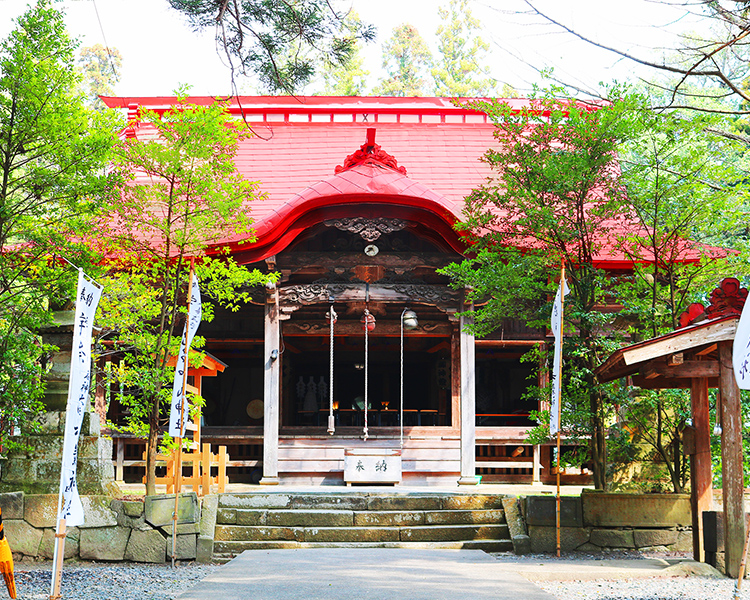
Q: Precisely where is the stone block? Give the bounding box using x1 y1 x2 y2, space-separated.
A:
354 511 422 527
32 411 61 433
400 524 504 543
290 494 367 511
302 526 400 543
235 510 264 526
39 527 79 559
674 529 693 552
1 458 36 486
144 493 200 528
123 500 144 518
125 528 167 563
528 526 590 553
633 528 678 548
441 495 505 510
79 526 130 561
199 495 219 539
165 533 197 560
164 522 200 535
582 492 691 528
217 508 237 525
511 533 532 555
196 536 214 564
4 519 43 556
424 509 503 525
24 495 59 528
366 496 440 511
503 496 531 554
268 509 354 528
0 492 24 520
590 528 636 548
525 496 583 527
78 496 118 528
220 493 292 510
214 525 296 542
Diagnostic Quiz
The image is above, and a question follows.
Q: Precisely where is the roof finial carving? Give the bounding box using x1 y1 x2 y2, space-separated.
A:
335 128 407 175
678 277 747 328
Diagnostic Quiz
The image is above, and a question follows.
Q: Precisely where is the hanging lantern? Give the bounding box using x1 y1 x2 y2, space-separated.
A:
402 309 419 330
361 311 376 331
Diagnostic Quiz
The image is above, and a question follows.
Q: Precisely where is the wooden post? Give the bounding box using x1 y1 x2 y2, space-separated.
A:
261 286 280 485
450 322 461 430
458 307 478 485
532 445 542 485
116 438 125 482
719 341 745 578
218 446 228 493
690 377 713 562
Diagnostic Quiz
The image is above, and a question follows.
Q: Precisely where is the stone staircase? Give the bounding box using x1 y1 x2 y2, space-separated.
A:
213 492 513 562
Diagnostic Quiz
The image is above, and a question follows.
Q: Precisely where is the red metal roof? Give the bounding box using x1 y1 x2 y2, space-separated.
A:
100 96 724 267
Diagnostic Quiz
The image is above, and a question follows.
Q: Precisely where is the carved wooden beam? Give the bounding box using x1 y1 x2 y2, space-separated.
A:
277 252 453 271
283 320 452 336
279 282 461 312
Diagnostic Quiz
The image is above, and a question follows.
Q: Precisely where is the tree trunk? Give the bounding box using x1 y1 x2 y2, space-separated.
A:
145 396 161 496
589 391 607 489
145 427 158 496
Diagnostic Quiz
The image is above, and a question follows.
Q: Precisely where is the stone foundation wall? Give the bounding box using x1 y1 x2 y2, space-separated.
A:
522 492 692 554
0 410 116 496
0 492 218 564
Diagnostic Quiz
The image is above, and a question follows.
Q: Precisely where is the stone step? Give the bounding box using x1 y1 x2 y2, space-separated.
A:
217 493 506 512
213 539 514 560
215 523 510 544
217 508 506 527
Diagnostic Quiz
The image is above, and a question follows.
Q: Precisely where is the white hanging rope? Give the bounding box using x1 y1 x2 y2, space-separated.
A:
363 308 369 441
400 308 405 450
327 304 336 435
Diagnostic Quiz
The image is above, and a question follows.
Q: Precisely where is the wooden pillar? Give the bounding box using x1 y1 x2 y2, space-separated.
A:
458 308 478 485
690 377 712 562
719 341 744 577
260 287 280 485
533 445 542 485
450 322 461 430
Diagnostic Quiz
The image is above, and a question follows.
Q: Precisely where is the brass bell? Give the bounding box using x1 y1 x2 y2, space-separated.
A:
402 309 418 330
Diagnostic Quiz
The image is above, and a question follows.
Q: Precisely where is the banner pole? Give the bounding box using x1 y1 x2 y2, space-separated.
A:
555 263 566 558
172 264 194 568
50 269 102 599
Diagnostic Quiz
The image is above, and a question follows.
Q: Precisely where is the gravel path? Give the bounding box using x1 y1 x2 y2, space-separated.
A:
10 555 750 600
14 562 221 600
536 578 750 600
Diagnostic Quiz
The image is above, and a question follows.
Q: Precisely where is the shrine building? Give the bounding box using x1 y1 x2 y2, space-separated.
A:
99 95 659 487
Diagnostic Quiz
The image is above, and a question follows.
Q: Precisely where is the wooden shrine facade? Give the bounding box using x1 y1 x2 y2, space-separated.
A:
100 95 626 487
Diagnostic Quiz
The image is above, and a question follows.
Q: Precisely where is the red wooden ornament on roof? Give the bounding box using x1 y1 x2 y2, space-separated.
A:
678 277 748 328
335 128 407 175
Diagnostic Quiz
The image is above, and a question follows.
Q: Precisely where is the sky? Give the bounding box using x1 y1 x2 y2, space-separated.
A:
0 0 702 97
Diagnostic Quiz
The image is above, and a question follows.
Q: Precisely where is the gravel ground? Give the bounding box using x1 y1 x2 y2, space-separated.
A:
536 578 750 600
13 562 221 600
9 553 750 600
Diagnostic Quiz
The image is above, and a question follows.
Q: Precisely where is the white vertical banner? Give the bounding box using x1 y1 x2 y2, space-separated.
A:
169 274 202 438
733 293 750 389
59 269 103 527
550 275 570 435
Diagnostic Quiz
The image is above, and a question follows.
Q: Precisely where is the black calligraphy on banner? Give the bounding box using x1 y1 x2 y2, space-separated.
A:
169 275 202 437
58 270 102 528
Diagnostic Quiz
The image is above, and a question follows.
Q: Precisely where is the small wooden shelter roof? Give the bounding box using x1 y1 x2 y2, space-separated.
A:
595 278 746 389
166 350 227 378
